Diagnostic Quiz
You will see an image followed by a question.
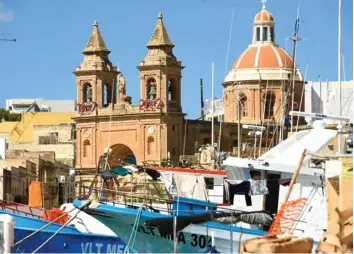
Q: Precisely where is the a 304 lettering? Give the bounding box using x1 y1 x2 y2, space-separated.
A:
131 224 212 249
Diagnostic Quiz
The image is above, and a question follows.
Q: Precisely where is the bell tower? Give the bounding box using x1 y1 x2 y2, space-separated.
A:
137 12 184 113
74 20 119 110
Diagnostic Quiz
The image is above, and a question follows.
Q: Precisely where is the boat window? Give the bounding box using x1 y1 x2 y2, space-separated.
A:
263 27 268 41
256 27 261 41
205 177 214 190
250 170 261 180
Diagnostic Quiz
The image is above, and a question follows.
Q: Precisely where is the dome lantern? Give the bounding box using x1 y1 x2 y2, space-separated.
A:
252 0 275 44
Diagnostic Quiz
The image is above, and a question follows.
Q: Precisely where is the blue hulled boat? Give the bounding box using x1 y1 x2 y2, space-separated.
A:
0 209 126 253
74 197 268 253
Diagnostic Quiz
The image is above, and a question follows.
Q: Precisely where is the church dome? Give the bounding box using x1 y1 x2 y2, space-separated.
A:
254 10 274 22
223 4 303 83
232 44 293 70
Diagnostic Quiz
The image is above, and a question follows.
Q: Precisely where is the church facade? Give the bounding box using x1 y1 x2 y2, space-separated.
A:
73 13 242 172
73 5 305 173
73 13 186 171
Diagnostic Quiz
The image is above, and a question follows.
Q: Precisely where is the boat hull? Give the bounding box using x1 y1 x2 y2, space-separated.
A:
12 228 126 253
0 210 126 253
83 203 266 253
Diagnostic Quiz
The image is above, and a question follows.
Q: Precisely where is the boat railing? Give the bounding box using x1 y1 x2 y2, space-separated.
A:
0 199 48 220
79 184 175 213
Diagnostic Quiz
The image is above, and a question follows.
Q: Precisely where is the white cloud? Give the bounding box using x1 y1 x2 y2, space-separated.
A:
0 0 13 22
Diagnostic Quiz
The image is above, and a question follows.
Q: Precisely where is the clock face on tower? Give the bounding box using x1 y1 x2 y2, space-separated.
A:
147 126 155 136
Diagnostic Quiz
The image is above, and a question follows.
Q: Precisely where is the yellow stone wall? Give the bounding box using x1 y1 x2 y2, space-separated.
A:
0 112 75 144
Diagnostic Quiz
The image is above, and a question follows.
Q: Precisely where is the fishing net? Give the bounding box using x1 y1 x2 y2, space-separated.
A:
268 197 308 235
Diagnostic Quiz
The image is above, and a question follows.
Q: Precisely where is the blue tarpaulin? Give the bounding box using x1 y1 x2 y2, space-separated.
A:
111 167 130 176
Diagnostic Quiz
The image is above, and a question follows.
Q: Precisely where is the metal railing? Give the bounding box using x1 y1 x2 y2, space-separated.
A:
0 199 48 220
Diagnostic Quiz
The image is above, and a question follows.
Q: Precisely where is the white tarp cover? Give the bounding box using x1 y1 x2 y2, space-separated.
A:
259 128 337 167
159 172 177 194
173 174 208 201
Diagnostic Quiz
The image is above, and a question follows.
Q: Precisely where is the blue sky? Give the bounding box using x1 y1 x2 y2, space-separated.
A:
0 0 352 119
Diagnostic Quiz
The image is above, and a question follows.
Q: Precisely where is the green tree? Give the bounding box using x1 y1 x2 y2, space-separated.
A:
0 108 21 122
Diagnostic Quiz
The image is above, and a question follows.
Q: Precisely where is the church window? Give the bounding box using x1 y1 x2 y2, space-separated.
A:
83 140 90 158
168 79 175 101
239 93 247 118
264 92 276 119
103 83 111 107
147 137 155 155
256 27 261 41
262 27 268 41
147 78 157 100
270 27 274 41
83 83 92 103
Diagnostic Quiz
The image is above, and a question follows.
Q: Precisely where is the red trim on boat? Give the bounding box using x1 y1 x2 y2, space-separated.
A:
217 203 231 206
150 167 227 176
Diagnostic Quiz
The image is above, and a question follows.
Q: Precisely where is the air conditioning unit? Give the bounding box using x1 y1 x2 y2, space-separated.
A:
60 176 66 183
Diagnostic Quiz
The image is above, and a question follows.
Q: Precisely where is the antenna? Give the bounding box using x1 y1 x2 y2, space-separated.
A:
200 78 204 120
0 34 16 42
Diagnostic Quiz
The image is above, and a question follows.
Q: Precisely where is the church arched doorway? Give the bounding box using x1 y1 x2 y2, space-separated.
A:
110 143 137 165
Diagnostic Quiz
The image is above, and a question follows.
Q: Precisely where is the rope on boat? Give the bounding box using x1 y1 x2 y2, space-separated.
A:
31 209 81 254
124 204 143 254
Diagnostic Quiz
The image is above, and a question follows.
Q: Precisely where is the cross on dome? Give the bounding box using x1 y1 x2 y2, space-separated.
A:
261 0 267 10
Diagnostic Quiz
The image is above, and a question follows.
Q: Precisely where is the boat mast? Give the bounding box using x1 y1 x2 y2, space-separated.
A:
211 61 215 151
200 78 204 120
237 84 241 157
290 6 300 134
337 0 343 211
338 0 342 155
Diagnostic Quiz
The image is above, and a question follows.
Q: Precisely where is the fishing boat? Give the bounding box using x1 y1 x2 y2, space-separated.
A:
0 201 126 253
73 196 269 253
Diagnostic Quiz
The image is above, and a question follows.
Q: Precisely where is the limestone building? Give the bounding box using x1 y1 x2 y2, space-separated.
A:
223 5 304 126
74 13 248 172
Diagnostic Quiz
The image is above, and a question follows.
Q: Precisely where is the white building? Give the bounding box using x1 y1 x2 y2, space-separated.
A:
304 80 353 124
201 80 353 125
202 98 224 121
6 98 76 113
